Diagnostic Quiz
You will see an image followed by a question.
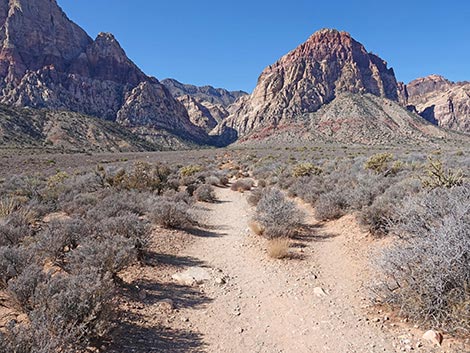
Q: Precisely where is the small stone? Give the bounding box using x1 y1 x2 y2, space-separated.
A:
422 330 443 346
313 287 327 297
158 299 174 311
215 277 226 285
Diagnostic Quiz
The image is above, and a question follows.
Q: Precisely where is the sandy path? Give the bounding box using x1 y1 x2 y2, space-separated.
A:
173 187 404 353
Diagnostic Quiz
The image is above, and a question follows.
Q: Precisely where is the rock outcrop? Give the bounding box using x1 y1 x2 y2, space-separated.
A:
162 78 247 107
405 75 470 132
215 29 455 145
0 0 207 145
176 95 229 132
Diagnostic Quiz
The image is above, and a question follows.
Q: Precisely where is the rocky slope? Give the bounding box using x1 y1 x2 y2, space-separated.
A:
238 93 456 146
0 104 188 152
176 95 229 132
0 0 207 146
404 75 470 132
215 29 462 145
162 78 247 107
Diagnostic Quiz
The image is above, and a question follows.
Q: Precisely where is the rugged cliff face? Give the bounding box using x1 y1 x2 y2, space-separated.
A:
176 95 229 132
217 29 400 141
0 0 207 144
405 75 470 132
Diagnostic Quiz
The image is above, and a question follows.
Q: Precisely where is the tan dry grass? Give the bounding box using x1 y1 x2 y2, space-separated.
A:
267 237 290 259
248 220 264 236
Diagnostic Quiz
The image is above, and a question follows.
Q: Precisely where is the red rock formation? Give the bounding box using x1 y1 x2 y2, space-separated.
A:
217 29 400 141
213 29 459 145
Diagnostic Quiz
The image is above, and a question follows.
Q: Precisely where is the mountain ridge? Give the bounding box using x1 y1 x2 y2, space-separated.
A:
214 29 462 145
0 0 209 146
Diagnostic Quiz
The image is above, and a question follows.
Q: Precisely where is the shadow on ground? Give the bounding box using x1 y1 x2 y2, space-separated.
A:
294 223 338 242
105 322 207 353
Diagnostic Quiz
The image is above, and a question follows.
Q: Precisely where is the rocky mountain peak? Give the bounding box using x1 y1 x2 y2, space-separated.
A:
0 0 208 146
0 0 91 76
406 75 452 97
217 28 401 142
405 74 470 132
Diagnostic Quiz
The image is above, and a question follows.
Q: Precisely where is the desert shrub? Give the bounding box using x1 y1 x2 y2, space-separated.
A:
8 264 46 311
314 190 348 221
257 179 267 188
160 190 194 205
32 269 115 347
267 238 290 259
377 185 470 333
292 163 322 178
149 198 194 229
293 176 326 205
0 197 19 217
421 158 464 189
358 197 394 236
67 236 136 279
0 175 44 200
358 178 421 236
193 184 216 203
345 172 390 210
34 219 91 264
0 246 32 288
219 176 229 186
230 178 254 192
97 162 171 193
61 192 98 215
86 191 145 221
247 188 264 207
255 189 305 238
179 165 203 177
206 176 221 186
97 213 150 254
0 214 31 246
364 153 394 174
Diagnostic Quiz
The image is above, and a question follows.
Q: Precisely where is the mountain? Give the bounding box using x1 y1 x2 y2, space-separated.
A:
215 29 455 145
0 104 190 152
162 79 246 133
162 78 247 107
0 0 207 146
175 95 229 133
404 75 470 133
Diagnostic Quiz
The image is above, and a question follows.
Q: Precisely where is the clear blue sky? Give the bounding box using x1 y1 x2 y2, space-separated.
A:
58 0 470 93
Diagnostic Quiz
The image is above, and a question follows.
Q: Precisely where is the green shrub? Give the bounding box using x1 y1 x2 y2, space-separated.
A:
179 165 203 177
292 163 322 178
364 153 394 174
421 158 463 189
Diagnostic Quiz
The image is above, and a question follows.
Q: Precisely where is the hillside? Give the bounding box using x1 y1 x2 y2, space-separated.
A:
0 105 192 152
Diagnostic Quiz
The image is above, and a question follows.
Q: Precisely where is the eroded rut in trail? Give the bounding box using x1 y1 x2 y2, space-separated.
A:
170 187 401 353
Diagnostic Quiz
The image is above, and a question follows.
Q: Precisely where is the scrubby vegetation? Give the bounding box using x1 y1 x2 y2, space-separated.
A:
0 159 231 352
1 145 469 348
244 148 469 333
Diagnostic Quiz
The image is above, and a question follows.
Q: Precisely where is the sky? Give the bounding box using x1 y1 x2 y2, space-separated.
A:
58 0 470 93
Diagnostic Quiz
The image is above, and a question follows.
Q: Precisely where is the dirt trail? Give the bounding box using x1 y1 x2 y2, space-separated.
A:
173 187 404 353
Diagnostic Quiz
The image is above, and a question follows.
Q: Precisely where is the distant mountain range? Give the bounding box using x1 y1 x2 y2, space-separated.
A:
0 0 467 151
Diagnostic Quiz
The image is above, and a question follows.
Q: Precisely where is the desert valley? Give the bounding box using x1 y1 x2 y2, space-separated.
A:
0 1 468 352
